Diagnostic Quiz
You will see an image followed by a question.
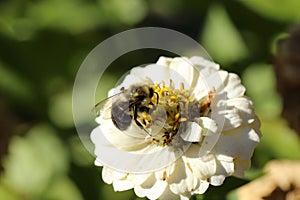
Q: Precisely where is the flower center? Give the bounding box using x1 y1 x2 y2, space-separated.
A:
134 81 213 146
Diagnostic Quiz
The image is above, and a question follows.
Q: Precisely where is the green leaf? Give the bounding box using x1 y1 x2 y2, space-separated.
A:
48 88 74 128
95 73 119 102
101 183 135 200
242 63 282 119
0 181 18 200
226 190 238 200
26 124 69 173
99 0 148 26
68 136 94 167
240 0 300 22
261 118 300 159
0 62 34 104
201 4 248 65
3 137 52 195
42 176 83 200
27 0 103 34
3 124 69 195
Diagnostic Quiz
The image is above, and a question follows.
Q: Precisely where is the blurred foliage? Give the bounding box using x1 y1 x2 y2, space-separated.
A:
0 0 300 200
201 4 248 66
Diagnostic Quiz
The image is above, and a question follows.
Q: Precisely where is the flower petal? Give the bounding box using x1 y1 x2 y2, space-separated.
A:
197 117 219 136
91 125 147 151
193 70 228 100
209 157 233 186
184 153 217 178
214 126 261 159
193 179 210 194
218 159 235 175
156 56 173 67
210 175 225 186
212 102 243 131
168 158 197 195
181 122 203 142
168 57 199 89
113 179 134 191
102 167 127 184
134 174 168 200
226 97 255 124
223 73 246 98
139 64 171 84
190 56 220 71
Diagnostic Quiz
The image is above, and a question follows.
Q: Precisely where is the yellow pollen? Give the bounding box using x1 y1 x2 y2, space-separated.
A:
174 113 180 121
139 81 214 146
179 118 187 122
170 95 177 101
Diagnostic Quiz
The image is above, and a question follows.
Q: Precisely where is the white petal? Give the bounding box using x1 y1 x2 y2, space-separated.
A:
226 97 255 124
113 179 134 191
198 134 221 157
193 71 228 100
212 97 257 131
126 173 152 185
102 167 127 184
223 73 246 98
197 117 219 136
168 57 198 89
193 179 210 194
94 158 103 166
212 103 243 131
214 126 261 159
217 159 235 175
181 122 203 142
182 118 220 157
168 158 197 195
180 194 192 200
215 154 234 162
156 56 173 67
134 174 168 200
115 63 172 91
210 175 225 186
140 64 171 84
189 56 220 71
198 154 217 178
154 164 175 181
184 154 217 178
92 125 177 173
209 159 233 186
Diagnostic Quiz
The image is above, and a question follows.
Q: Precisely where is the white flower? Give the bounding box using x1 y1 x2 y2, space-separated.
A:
91 56 261 200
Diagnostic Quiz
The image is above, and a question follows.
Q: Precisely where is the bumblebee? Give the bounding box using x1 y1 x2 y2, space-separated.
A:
93 85 159 132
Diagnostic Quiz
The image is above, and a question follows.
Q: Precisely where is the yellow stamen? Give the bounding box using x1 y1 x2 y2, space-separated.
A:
136 81 213 146
174 113 180 121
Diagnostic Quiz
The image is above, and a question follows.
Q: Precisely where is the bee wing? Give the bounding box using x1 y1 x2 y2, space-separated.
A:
92 91 125 118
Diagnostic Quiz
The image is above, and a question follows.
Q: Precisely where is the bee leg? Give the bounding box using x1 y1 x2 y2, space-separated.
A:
154 91 159 104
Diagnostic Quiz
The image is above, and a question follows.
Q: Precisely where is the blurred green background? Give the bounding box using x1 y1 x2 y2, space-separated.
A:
1 0 300 199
